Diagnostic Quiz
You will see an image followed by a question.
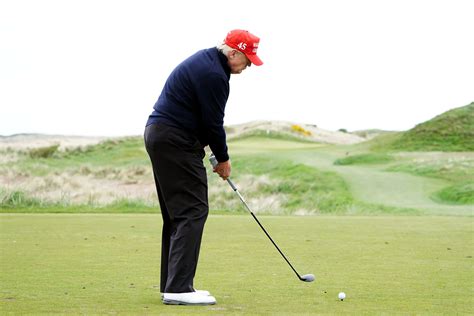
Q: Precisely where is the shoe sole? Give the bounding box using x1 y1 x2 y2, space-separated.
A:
163 299 216 306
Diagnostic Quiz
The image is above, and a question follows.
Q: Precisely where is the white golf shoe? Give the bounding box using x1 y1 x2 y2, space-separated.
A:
195 289 211 296
162 292 216 305
160 289 211 298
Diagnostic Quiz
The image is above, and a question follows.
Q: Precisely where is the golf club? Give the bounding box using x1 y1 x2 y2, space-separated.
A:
209 154 315 283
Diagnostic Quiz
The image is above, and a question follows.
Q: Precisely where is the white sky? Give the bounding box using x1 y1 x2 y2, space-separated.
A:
1 0 473 136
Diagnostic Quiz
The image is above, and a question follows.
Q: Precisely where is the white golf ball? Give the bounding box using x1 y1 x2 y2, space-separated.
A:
338 292 346 300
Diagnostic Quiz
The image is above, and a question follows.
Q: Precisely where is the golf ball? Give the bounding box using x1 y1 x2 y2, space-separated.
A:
338 292 346 300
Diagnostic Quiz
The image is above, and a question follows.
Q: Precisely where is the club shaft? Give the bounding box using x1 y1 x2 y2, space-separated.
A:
226 178 302 280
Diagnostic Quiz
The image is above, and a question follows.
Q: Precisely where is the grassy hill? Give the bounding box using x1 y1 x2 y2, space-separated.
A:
1 108 473 213
374 102 474 151
336 103 474 205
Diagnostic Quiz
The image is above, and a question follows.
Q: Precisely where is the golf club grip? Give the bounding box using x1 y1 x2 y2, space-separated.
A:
226 178 238 191
209 154 236 190
209 154 218 168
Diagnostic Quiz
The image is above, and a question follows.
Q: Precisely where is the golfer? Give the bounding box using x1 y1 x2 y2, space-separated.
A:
144 29 263 305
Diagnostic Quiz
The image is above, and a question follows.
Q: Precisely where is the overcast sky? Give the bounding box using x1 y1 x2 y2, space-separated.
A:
1 0 473 136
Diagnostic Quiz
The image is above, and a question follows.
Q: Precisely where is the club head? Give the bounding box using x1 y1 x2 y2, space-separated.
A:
300 274 315 282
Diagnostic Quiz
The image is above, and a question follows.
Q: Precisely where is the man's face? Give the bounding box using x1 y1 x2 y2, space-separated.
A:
228 50 251 74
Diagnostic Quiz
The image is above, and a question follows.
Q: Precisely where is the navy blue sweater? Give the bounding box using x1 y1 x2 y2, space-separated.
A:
146 48 231 162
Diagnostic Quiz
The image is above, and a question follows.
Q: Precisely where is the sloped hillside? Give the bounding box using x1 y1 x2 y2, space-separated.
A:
370 103 474 152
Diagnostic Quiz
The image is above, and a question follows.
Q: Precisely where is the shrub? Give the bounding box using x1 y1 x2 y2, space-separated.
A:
291 124 312 136
432 182 474 205
0 190 43 208
28 144 59 159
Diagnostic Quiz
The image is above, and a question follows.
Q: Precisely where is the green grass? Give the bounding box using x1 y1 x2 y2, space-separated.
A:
431 182 474 205
384 155 474 205
0 136 359 215
386 155 474 183
0 190 45 209
209 154 419 215
2 133 473 213
230 157 353 213
1 214 472 315
352 129 394 138
7 137 148 177
333 153 393 165
28 144 60 159
365 132 404 152
370 102 474 152
0 189 158 213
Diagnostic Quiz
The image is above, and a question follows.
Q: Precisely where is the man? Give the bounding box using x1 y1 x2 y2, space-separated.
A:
144 29 263 306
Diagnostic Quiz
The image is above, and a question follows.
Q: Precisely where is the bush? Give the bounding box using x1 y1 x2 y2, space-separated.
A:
432 182 474 205
29 144 59 159
0 190 43 209
291 124 312 136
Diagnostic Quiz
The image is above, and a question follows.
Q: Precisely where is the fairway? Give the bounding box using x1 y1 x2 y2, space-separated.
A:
1 214 472 315
228 138 474 215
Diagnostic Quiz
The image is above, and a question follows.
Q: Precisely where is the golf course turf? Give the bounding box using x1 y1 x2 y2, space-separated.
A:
1 108 473 314
1 214 472 315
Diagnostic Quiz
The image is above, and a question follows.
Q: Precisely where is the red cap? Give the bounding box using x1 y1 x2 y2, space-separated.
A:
224 29 263 66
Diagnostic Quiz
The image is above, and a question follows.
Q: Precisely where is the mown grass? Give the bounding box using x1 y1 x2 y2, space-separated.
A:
333 151 474 205
211 155 419 215
332 105 474 206
333 153 393 165
1 214 472 315
385 155 474 205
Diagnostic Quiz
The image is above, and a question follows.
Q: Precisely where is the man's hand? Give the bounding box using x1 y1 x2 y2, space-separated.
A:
213 160 231 180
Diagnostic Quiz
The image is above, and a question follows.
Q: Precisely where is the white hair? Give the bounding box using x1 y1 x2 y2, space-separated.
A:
217 43 236 56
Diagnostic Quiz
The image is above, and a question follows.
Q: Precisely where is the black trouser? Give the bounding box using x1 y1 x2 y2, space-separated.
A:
144 123 208 293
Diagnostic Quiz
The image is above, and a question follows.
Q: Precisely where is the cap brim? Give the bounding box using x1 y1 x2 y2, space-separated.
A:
247 54 263 66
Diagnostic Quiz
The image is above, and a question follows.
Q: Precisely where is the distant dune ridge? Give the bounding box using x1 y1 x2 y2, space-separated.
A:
0 122 366 149
0 134 108 150
1 102 473 151
226 121 365 144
